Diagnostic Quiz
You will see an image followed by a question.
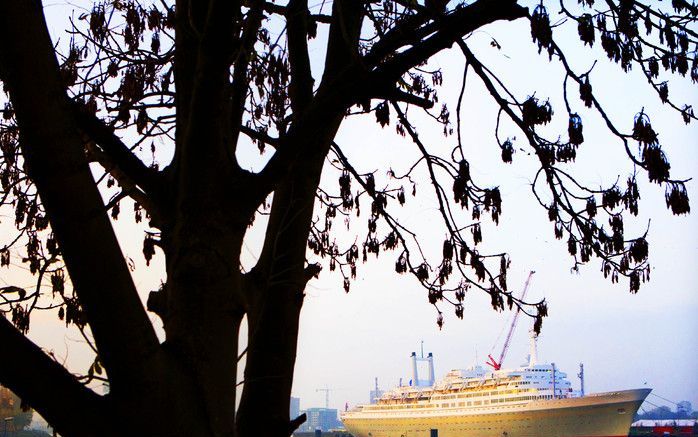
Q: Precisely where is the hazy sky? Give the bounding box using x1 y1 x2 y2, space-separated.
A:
2 0 696 420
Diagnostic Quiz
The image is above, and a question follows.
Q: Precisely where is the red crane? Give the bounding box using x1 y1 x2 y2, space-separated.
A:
486 271 535 371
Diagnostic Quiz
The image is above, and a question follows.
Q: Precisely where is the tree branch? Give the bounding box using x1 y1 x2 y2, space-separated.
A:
376 88 434 109
248 1 332 24
322 1 366 82
240 125 280 149
72 102 159 196
287 0 314 116
254 1 365 199
85 143 161 225
230 1 264 150
371 0 527 82
0 0 159 387
0 317 111 437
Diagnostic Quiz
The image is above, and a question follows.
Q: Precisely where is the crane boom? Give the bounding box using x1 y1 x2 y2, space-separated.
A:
487 271 535 370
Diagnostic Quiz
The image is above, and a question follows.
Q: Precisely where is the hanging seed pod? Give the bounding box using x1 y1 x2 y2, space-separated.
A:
603 186 623 209
621 43 634 72
471 254 485 281
681 105 694 124
629 272 641 293
644 10 652 35
339 170 352 210
642 143 671 183
384 232 397 250
664 21 677 50
397 186 406 205
568 114 584 145
136 108 148 134
580 76 593 107
151 32 161 54
416 263 429 281
556 144 577 162
567 235 577 256
428 290 438 304
522 96 553 126
554 221 564 240
455 304 464 319
143 235 156 265
624 177 640 216
677 31 689 53
632 112 659 145
648 57 659 78
665 182 690 215
630 238 649 263
0 248 10 267
490 291 504 311
452 160 470 206
577 13 595 46
530 4 554 57
471 224 482 245
442 240 453 260
658 82 669 103
395 254 408 273
675 55 688 76
501 139 514 163
51 270 65 295
89 4 107 40
366 173 376 196
375 101 390 127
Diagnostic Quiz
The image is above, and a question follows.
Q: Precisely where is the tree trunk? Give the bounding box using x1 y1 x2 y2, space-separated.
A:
236 286 304 437
237 109 344 436
163 196 248 436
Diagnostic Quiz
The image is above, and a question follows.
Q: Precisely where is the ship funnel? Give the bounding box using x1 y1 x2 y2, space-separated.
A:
411 352 418 386
410 349 435 386
428 353 435 386
528 330 538 366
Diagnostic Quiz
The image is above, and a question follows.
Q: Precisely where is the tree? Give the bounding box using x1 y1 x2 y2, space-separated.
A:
0 0 694 436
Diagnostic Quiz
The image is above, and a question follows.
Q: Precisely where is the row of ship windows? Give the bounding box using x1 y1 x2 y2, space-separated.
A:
383 386 542 405
431 387 539 400
365 417 595 433
370 395 557 410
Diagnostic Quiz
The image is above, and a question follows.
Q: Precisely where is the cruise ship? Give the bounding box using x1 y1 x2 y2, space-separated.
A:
341 341 649 437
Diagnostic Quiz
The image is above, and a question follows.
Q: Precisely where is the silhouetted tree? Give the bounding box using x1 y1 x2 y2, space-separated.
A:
0 1 694 436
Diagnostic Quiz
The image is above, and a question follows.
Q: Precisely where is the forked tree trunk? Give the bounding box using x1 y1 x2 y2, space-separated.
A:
237 288 304 437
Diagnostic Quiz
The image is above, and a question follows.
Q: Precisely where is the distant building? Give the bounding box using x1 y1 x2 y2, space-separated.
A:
677 401 692 417
290 396 301 420
0 386 17 410
369 377 383 404
299 408 341 432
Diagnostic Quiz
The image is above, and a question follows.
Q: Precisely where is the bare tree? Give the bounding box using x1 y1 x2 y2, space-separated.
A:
0 0 694 436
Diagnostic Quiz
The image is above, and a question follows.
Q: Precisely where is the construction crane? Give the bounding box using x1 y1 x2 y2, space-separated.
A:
316 386 339 409
486 270 535 371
